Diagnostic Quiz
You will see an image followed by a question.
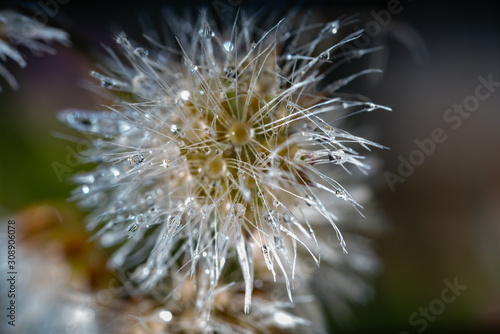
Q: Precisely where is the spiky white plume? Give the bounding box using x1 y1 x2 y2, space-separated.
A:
60 10 389 314
0 10 69 91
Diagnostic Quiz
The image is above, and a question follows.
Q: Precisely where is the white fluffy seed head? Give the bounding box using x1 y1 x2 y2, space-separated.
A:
60 9 388 314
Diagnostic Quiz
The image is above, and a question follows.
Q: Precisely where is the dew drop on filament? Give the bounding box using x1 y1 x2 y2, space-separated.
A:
336 190 347 200
199 28 215 39
200 205 211 217
158 310 173 322
223 41 234 52
129 153 144 166
305 194 315 207
329 21 339 34
365 102 376 112
116 34 131 47
134 47 148 59
127 223 139 236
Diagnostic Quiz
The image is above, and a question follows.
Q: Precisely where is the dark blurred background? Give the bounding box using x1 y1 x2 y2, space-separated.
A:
0 1 498 333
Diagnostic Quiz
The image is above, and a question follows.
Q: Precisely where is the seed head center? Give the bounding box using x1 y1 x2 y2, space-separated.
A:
207 156 227 179
228 121 253 145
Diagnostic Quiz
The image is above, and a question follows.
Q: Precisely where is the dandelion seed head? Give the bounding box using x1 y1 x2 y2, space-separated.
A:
60 10 388 313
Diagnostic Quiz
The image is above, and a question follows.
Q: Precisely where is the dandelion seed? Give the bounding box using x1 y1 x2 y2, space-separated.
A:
0 10 69 91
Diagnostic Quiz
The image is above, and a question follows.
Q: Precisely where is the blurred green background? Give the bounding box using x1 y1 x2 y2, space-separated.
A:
0 1 499 333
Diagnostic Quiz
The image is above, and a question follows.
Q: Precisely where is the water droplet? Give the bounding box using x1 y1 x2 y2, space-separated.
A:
129 153 144 166
127 223 139 236
199 28 215 39
135 265 151 281
273 199 279 207
330 21 339 34
200 205 211 217
312 133 326 143
141 195 154 205
336 190 347 200
319 51 330 60
158 310 173 322
328 151 335 161
109 167 121 178
263 212 274 226
286 103 293 111
101 80 113 89
305 194 315 207
187 207 196 217
170 124 178 133
286 54 293 60
74 174 95 184
81 185 90 194
251 41 257 49
274 235 283 249
179 90 190 101
261 245 269 254
222 40 234 52
184 57 198 73
175 98 185 107
235 203 246 217
116 34 131 47
224 66 235 77
326 21 339 34
365 102 376 111
135 214 145 224
134 47 148 58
